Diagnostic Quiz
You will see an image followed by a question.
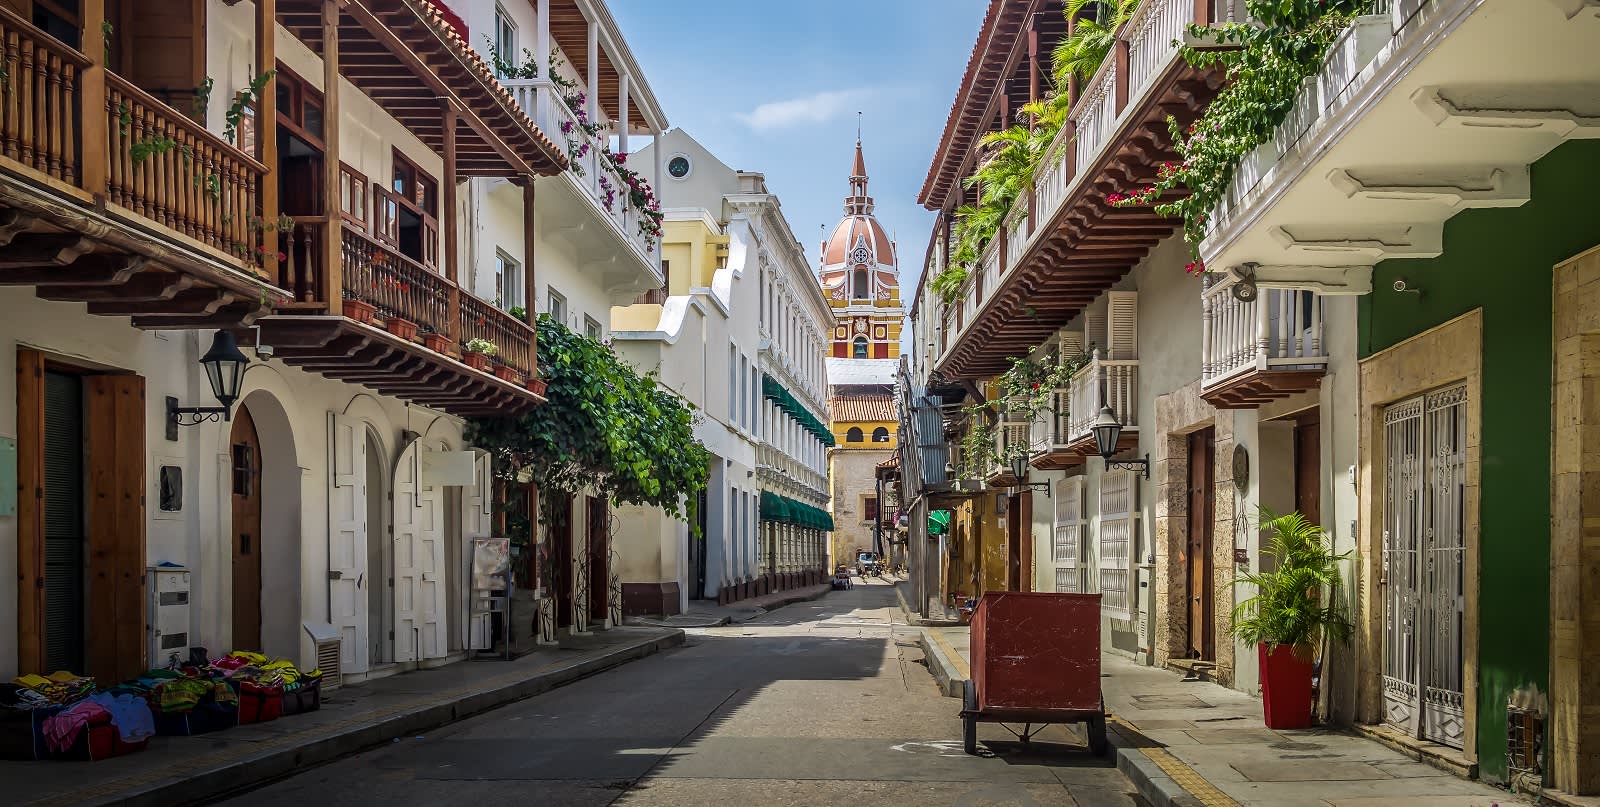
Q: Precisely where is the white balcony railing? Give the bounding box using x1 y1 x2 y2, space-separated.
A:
1051 386 1074 446
1201 282 1328 387
992 419 1033 478
1066 352 1140 444
503 79 655 265
936 0 1250 364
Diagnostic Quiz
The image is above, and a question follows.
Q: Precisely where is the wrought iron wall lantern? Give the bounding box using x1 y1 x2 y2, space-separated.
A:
167 330 249 428
1007 453 1051 498
1091 405 1149 479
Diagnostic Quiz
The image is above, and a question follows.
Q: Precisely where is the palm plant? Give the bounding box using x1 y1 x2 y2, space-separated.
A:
1053 0 1140 86
1229 509 1353 652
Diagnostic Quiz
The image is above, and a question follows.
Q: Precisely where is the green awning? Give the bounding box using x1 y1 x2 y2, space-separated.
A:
759 491 833 530
928 509 951 536
762 374 836 447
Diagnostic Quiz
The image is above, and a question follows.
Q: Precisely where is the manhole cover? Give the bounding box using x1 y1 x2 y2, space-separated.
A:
1130 694 1213 709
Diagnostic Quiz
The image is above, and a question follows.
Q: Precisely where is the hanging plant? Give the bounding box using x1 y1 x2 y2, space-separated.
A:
1109 0 1368 269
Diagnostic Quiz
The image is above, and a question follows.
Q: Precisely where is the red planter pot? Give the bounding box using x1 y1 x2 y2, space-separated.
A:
422 333 452 354
526 378 547 396
386 316 419 342
493 365 523 385
344 299 377 324
1258 642 1315 730
463 351 492 371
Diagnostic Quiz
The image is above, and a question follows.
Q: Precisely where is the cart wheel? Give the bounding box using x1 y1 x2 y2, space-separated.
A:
1086 713 1109 757
962 680 979 755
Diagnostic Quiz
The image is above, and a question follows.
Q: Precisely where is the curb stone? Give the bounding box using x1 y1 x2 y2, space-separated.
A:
41 629 685 807
1115 744 1207 807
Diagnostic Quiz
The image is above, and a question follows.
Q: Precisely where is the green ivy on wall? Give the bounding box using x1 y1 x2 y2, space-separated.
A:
466 315 710 526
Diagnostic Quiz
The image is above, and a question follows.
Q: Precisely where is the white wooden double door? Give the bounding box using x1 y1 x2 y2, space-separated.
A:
327 414 491 672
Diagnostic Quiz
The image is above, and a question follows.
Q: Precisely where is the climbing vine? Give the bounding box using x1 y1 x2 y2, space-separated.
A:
1110 0 1368 271
466 315 711 527
954 349 1092 477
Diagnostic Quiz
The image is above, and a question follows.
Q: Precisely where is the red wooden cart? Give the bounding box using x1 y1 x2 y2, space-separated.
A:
960 591 1108 755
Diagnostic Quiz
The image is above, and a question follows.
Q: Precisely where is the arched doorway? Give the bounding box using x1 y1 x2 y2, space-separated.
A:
230 406 263 650
231 389 302 661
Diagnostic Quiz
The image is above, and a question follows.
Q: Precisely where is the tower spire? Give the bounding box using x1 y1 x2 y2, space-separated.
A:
847 121 871 213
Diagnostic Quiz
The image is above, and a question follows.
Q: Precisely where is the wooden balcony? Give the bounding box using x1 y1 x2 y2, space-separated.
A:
931 0 1242 380
257 221 541 417
1199 281 1326 408
0 6 284 328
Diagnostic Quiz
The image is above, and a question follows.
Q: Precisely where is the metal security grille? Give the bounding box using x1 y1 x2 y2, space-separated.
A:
1099 470 1135 615
1053 477 1086 592
1382 384 1466 749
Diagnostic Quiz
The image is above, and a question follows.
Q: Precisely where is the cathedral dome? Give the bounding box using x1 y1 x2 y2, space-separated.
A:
819 140 899 304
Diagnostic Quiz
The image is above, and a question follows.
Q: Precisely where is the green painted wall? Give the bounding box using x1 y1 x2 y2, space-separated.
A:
1359 140 1600 782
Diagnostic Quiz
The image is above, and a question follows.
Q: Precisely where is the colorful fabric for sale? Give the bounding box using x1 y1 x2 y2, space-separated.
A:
42 700 109 753
87 692 155 743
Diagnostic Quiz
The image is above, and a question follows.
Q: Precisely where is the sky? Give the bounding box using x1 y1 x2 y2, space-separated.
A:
607 1 988 297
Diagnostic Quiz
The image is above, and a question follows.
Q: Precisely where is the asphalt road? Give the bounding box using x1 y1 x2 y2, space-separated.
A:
217 579 1142 806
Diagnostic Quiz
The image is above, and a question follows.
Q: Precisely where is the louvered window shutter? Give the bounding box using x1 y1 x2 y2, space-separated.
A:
1107 291 1138 360
1084 309 1108 356
1058 329 1085 362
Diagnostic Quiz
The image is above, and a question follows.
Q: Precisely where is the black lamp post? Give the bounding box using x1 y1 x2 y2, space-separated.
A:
1007 451 1051 498
168 330 250 428
1091 404 1149 478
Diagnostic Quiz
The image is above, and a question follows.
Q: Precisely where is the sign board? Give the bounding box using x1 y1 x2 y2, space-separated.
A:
422 450 475 486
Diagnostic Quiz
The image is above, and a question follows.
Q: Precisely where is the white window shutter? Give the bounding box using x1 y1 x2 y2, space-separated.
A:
1107 291 1138 360
1058 329 1085 360
1098 469 1136 616
1084 308 1107 356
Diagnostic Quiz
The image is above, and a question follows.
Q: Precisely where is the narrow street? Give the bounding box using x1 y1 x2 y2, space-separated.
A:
218 581 1141 806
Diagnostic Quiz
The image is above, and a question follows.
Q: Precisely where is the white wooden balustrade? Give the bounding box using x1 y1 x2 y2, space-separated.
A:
992 419 1033 478
1066 352 1140 445
503 78 654 264
1201 282 1328 387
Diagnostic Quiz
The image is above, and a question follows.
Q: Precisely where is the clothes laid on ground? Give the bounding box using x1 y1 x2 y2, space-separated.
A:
42 700 109 753
87 692 154 743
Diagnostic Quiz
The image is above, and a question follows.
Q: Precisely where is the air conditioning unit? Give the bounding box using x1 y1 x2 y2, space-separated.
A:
147 566 191 669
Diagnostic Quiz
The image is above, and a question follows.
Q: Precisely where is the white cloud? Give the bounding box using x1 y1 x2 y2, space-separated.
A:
736 89 872 131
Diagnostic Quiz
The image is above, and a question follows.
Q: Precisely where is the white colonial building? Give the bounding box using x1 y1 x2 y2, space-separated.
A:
610 129 832 614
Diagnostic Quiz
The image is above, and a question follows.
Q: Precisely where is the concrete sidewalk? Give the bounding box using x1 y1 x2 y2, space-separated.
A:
915 623 1523 807
6 626 683 807
629 582 834 628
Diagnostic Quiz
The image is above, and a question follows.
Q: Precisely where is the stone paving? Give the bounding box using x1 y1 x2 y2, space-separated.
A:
917 622 1528 807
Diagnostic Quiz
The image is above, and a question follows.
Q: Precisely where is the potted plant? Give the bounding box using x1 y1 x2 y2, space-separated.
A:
462 338 497 371
1230 510 1354 730
493 364 523 385
526 374 547 396
386 314 419 341
344 296 377 324
422 329 451 354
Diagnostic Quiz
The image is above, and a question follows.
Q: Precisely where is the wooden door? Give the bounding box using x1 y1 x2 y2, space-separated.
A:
109 0 206 114
587 496 608 622
230 405 263 650
392 441 445 661
548 495 573 628
1186 428 1215 660
326 413 368 671
1294 413 1322 526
